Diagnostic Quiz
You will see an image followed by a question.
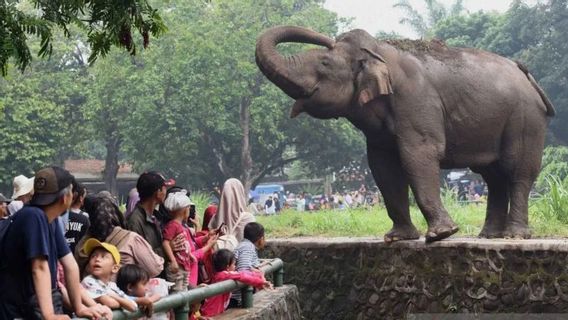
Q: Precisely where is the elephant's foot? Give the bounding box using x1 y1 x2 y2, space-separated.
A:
384 225 420 243
478 227 504 239
503 225 531 239
425 222 459 243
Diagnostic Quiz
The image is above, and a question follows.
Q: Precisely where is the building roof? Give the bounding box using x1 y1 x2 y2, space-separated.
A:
64 159 138 181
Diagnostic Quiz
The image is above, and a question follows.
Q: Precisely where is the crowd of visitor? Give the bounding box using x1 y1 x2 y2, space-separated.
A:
251 184 381 215
0 167 271 319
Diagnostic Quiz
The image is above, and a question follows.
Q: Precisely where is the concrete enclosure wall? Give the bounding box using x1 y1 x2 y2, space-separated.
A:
263 238 568 320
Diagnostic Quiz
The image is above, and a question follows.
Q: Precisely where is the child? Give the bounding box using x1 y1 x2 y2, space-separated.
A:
116 264 161 317
162 190 195 293
81 238 137 312
200 249 272 317
231 222 266 307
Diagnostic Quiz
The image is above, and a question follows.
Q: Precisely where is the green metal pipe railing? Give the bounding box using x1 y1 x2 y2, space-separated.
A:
75 258 284 320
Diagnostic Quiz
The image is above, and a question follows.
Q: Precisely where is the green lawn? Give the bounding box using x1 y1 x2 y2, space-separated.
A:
256 203 568 238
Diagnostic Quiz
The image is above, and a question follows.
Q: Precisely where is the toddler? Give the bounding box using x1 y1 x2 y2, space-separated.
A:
116 264 161 317
81 238 137 312
200 249 272 317
162 190 195 292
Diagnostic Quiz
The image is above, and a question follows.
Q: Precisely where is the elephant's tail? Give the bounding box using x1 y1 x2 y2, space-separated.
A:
516 61 556 117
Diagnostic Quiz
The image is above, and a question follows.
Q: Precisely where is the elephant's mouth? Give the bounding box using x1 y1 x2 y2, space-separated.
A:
290 85 318 118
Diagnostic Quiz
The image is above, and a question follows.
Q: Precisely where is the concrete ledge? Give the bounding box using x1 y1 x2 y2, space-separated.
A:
212 285 301 320
268 237 568 251
264 237 568 320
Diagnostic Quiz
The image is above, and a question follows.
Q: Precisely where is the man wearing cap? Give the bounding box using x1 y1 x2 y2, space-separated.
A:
0 166 104 320
127 171 167 260
7 174 34 215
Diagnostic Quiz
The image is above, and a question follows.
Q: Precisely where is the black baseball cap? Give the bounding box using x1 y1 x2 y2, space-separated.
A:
30 166 74 206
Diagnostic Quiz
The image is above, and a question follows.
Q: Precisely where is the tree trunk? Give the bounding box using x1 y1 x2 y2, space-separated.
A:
240 96 253 193
103 133 121 196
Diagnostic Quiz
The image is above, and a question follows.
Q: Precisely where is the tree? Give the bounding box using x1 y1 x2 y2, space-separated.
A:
0 0 166 76
394 0 466 38
0 30 91 192
123 0 365 191
431 0 568 145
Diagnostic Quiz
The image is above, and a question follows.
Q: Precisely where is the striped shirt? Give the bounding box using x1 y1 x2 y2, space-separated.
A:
232 239 260 302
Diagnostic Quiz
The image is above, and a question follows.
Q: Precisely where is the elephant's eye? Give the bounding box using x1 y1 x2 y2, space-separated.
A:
321 60 330 66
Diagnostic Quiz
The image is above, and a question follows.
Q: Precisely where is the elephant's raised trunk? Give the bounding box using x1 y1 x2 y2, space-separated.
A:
255 26 334 100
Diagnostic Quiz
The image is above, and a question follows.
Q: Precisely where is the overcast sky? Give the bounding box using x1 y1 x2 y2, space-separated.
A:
324 0 540 38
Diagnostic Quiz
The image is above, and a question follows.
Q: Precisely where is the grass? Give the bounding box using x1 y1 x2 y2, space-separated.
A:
257 183 568 238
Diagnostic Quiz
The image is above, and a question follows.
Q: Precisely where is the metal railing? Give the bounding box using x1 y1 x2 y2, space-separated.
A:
76 258 284 320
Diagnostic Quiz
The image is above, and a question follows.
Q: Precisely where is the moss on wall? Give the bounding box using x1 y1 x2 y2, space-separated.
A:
263 238 568 320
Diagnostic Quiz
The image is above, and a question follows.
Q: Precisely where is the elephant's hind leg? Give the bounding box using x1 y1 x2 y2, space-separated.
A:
499 114 544 239
473 165 508 238
367 148 420 243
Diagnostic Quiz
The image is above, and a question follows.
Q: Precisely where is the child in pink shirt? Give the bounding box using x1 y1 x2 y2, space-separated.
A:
200 249 272 317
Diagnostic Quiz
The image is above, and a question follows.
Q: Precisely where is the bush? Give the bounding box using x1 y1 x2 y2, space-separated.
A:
532 175 568 223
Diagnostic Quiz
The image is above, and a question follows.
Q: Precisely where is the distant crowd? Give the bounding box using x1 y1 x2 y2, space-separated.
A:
0 167 272 319
250 184 381 215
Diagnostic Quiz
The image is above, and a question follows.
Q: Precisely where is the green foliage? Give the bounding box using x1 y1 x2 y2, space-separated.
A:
0 0 167 76
394 0 466 38
537 146 568 189
531 175 568 224
189 191 214 215
430 0 568 145
122 0 364 188
258 201 568 238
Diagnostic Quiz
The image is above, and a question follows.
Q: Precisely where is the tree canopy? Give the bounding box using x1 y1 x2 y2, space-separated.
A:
0 0 166 76
429 0 568 144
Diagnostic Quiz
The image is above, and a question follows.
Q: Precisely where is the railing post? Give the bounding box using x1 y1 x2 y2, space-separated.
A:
241 285 254 308
174 300 190 320
274 266 284 287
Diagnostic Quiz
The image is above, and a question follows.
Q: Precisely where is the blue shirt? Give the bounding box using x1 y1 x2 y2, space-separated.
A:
0 205 70 316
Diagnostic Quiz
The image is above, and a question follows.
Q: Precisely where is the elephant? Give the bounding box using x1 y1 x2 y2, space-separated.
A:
255 26 555 242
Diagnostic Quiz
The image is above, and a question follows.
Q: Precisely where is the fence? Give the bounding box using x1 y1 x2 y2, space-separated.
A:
76 258 284 320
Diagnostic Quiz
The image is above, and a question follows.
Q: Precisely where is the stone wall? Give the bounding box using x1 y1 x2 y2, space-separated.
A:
213 285 301 320
262 238 568 320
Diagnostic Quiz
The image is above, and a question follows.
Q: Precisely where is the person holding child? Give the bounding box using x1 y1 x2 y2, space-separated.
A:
81 238 137 312
200 249 272 317
163 190 218 291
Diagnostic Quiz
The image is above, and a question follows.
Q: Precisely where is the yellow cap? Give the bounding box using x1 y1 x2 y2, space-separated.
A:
83 238 121 265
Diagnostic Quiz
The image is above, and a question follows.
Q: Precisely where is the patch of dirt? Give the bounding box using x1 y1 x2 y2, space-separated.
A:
385 38 461 60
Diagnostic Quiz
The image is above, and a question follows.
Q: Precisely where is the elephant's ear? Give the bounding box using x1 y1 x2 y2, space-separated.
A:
357 48 393 106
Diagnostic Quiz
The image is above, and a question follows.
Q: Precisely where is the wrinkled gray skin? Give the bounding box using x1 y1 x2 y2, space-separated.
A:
256 26 556 242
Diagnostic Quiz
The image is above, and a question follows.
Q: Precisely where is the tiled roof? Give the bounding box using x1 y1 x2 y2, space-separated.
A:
64 159 134 174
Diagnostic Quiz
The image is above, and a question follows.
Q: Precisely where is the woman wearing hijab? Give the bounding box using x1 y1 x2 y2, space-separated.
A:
75 192 165 278
208 178 256 242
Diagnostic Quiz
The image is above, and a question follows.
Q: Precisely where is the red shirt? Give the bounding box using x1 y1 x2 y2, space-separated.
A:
162 220 192 272
200 270 265 317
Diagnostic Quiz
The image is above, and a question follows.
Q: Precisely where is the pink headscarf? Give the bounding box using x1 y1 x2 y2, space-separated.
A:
208 178 255 242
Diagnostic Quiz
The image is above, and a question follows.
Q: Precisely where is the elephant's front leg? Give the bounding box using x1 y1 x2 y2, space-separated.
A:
367 147 420 243
399 143 459 242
